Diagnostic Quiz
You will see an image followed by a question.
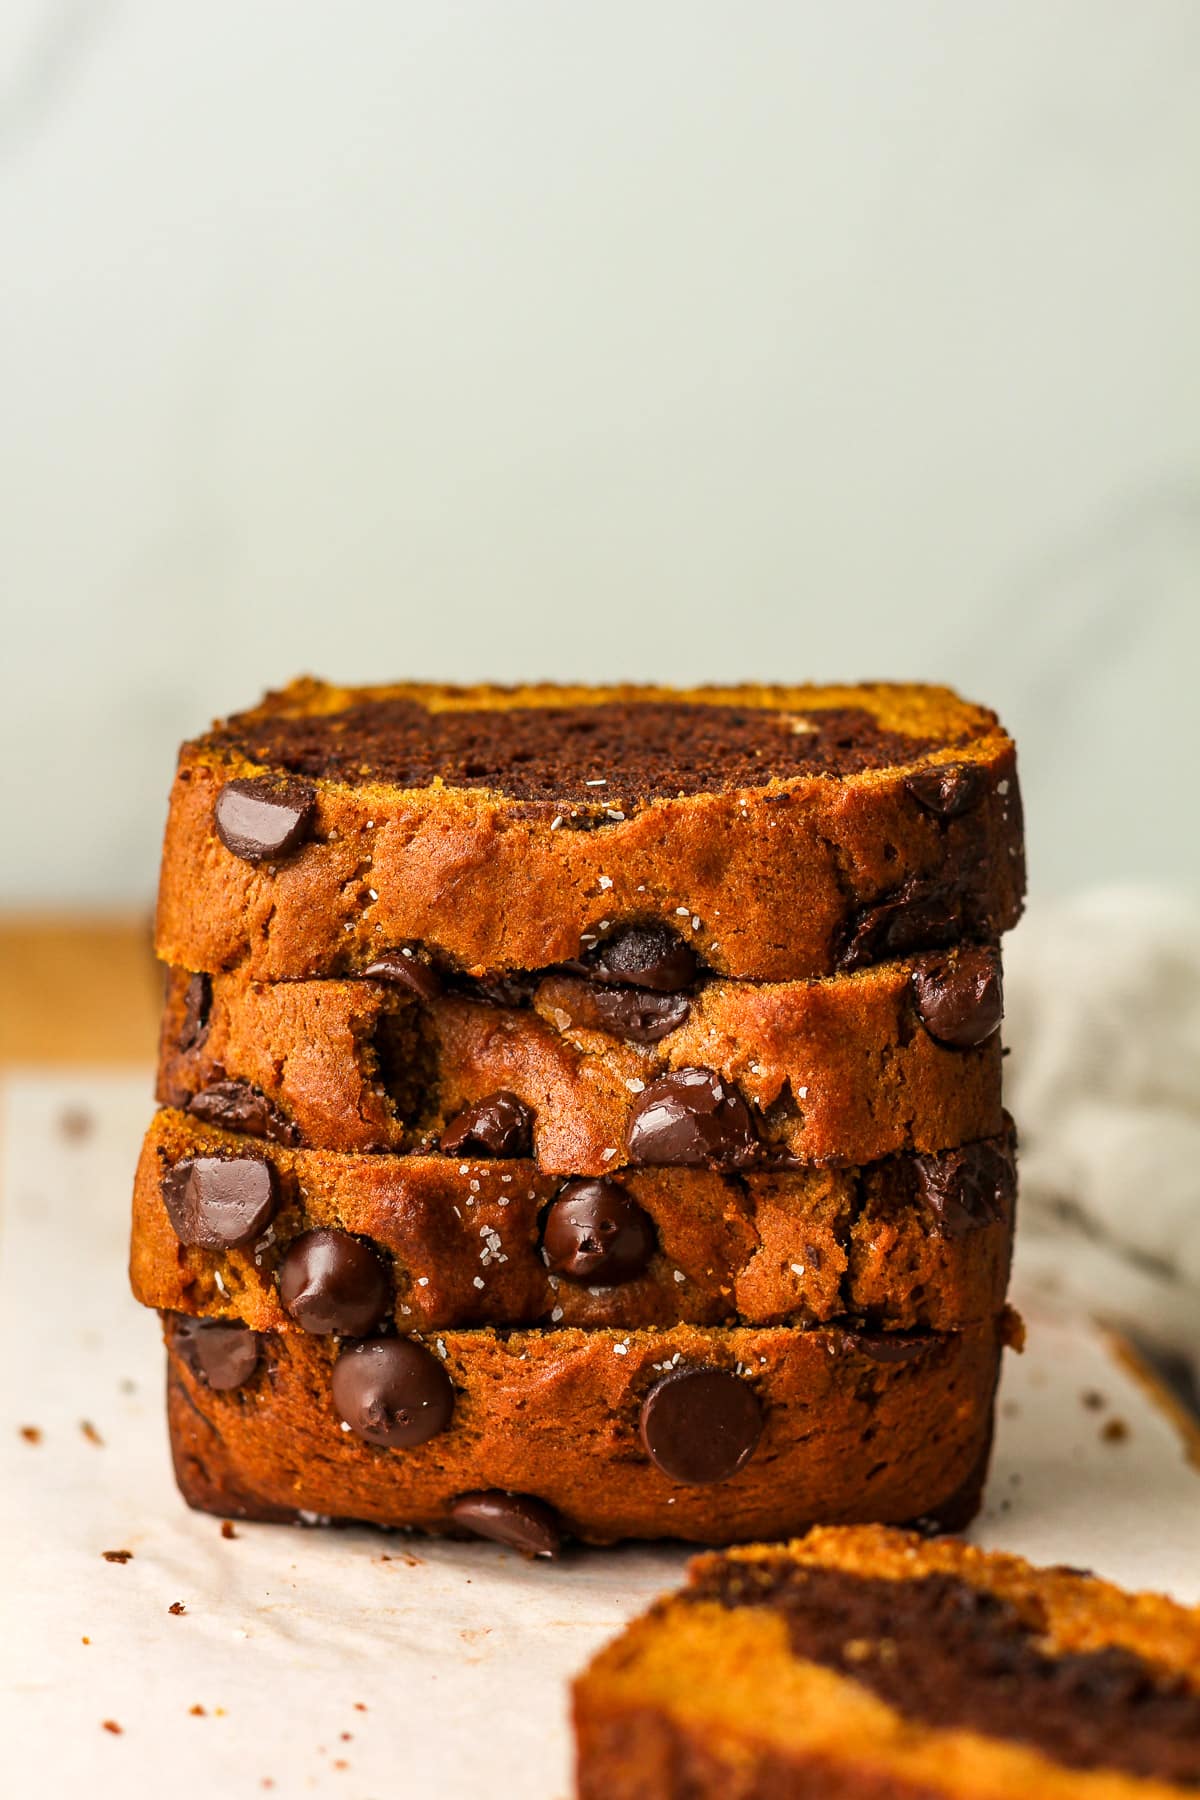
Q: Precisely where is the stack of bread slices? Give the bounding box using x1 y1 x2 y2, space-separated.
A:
130 679 1025 1554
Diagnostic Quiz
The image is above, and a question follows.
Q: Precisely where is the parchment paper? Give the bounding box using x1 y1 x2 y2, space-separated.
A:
2 1071 1197 1799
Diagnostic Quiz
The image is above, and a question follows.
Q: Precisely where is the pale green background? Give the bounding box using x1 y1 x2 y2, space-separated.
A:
2 1 1197 903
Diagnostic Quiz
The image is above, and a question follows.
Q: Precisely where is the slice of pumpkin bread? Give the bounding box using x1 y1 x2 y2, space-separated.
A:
155 679 1023 984
575 1525 1200 1798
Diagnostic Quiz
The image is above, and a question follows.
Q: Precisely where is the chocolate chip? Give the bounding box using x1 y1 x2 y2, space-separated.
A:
449 1491 562 1557
160 1155 279 1248
542 1180 656 1284
185 1080 299 1145
214 777 316 864
838 1330 930 1364
839 880 962 972
173 1317 262 1390
561 984 690 1044
914 1139 1015 1238
332 1339 454 1448
278 1230 391 1336
468 972 539 1008
440 1092 533 1158
912 947 1003 1049
583 922 698 993
178 973 212 1053
626 1068 757 1168
363 950 443 1002
639 1366 764 1484
905 763 987 818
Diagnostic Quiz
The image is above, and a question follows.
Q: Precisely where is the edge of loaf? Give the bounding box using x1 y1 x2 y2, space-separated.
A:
155 679 1024 982
163 1313 1008 1544
156 947 1006 1168
131 1107 1016 1333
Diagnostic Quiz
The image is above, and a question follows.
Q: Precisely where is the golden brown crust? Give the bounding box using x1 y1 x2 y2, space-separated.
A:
154 681 1024 983
131 1109 1014 1334
574 1527 1200 1800
156 953 1004 1170
164 1313 1002 1545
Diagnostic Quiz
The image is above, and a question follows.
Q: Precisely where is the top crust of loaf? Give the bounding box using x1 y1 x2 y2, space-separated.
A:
198 678 1008 806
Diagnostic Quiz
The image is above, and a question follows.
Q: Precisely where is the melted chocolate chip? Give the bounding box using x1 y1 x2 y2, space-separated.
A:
173 1317 261 1391
440 1092 533 1158
583 923 698 993
905 762 987 818
560 984 690 1044
640 1366 764 1484
160 1155 280 1248
185 1080 299 1145
912 947 1003 1049
626 1068 758 1168
332 1338 454 1448
363 950 443 1002
213 776 316 864
467 972 539 1008
914 1139 1015 1238
178 973 212 1053
449 1491 562 1557
278 1230 391 1337
838 1330 931 1364
541 1180 656 1285
839 880 962 972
